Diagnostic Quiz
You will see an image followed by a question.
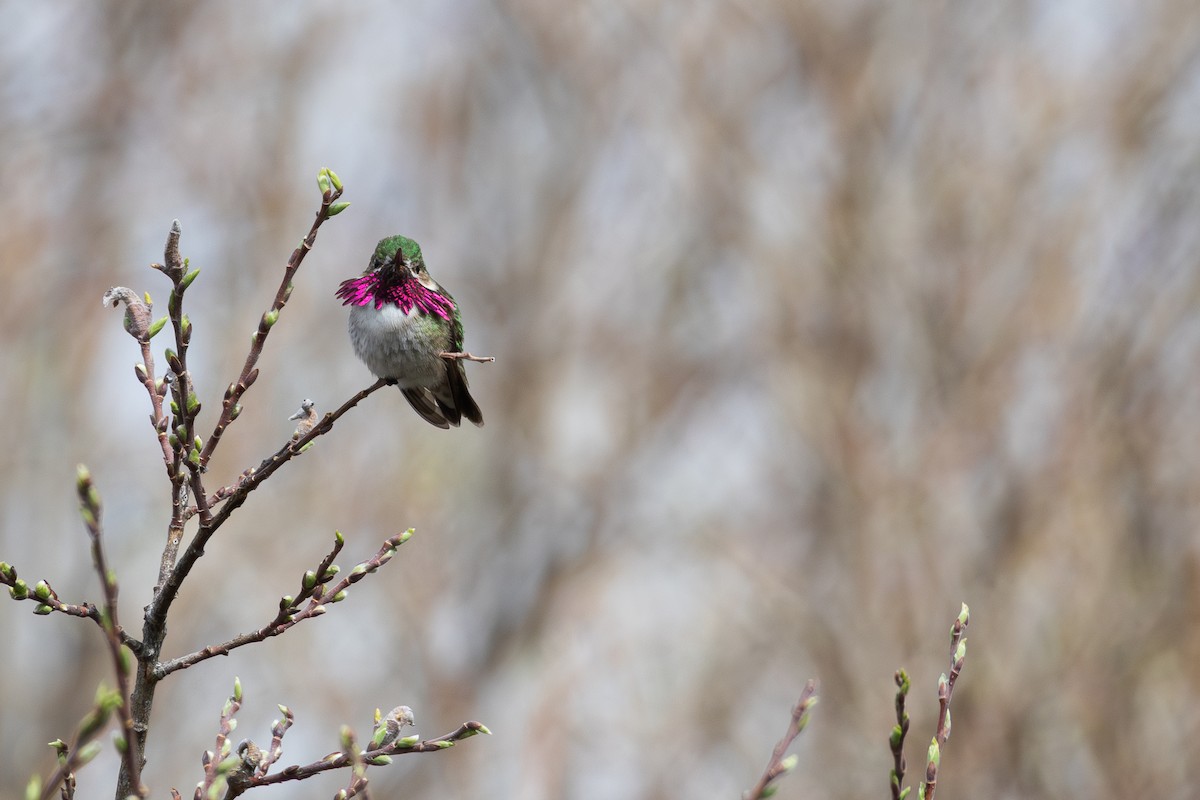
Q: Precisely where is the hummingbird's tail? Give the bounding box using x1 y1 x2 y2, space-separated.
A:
446 363 484 427
399 364 483 429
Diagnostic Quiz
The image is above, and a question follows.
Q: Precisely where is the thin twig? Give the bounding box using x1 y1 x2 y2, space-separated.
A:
136 339 174 474
0 568 144 654
157 531 409 678
101 286 173 475
439 351 495 363
889 669 910 800
258 706 294 777
74 467 145 798
34 696 123 800
338 727 371 800
920 603 970 800
743 680 818 800
246 721 490 790
198 184 344 471
152 220 201 589
196 680 242 800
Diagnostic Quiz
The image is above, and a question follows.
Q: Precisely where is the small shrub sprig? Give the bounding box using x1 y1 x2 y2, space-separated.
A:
892 603 970 800
743 680 818 799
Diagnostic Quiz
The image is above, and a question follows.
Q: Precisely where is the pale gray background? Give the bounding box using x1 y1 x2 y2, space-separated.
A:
3 2 1200 799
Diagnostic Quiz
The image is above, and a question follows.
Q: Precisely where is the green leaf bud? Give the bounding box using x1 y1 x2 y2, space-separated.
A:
180 268 201 290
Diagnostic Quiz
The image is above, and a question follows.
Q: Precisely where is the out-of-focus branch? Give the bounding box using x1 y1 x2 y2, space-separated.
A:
920 603 969 800
743 680 818 800
74 466 144 798
889 669 911 800
30 690 124 800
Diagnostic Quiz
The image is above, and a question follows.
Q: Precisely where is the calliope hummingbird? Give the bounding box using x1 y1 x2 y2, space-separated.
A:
336 235 484 428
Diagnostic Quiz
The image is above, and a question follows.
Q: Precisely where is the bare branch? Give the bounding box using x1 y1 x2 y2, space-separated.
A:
158 531 410 678
258 705 294 777
439 351 495 363
195 680 243 800
889 670 911 800
198 182 345 470
920 603 970 800
33 685 124 800
74 466 145 798
246 721 491 790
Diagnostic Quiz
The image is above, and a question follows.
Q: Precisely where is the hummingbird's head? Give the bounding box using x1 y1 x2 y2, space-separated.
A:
369 235 438 290
338 234 454 317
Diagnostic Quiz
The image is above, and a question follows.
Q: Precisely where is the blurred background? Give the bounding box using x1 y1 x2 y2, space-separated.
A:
2 1 1200 798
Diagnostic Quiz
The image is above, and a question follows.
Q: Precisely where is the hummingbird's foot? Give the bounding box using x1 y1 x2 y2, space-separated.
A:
439 351 496 363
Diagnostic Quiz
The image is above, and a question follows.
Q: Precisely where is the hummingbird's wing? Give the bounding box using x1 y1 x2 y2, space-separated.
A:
401 388 452 429
436 299 484 426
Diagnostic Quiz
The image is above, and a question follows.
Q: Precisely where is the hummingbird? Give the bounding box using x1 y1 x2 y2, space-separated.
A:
336 235 484 429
